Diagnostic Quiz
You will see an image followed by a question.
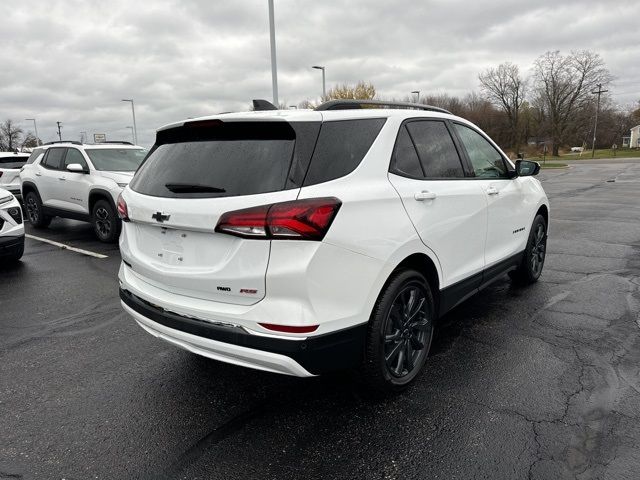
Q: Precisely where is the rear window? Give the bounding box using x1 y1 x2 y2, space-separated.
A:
302 118 386 186
85 148 147 172
0 154 29 169
130 122 319 198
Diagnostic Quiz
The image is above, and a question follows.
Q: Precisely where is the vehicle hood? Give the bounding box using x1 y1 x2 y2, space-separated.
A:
95 171 135 185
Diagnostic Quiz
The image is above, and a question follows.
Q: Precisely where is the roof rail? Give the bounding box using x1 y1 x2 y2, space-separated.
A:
44 140 82 145
252 99 278 111
99 141 134 145
315 99 452 114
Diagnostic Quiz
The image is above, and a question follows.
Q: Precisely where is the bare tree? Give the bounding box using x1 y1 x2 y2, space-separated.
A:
479 62 526 151
0 119 23 151
533 50 612 156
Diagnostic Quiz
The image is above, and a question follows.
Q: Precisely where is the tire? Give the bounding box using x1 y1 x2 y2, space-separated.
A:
360 269 435 394
92 199 121 243
510 214 547 285
24 191 51 228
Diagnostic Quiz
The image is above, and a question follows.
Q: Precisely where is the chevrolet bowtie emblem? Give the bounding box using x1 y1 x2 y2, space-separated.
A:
152 212 170 223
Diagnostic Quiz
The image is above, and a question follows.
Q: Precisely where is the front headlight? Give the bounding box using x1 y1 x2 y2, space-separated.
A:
0 193 14 205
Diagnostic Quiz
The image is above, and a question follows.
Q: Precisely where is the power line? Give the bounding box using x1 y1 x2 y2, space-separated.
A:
591 84 608 159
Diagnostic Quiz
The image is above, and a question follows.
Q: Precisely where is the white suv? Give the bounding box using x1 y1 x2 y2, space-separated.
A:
118 100 549 392
0 187 25 263
20 142 147 242
0 152 30 197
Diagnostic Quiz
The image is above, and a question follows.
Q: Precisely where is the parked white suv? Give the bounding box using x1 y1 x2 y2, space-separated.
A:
0 187 25 263
118 100 549 392
0 152 30 197
20 142 147 242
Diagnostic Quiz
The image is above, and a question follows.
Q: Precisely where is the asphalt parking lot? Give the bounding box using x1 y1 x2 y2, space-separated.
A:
1 162 640 480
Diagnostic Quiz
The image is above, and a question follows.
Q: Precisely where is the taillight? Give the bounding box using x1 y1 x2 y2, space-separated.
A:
116 193 129 222
215 197 341 240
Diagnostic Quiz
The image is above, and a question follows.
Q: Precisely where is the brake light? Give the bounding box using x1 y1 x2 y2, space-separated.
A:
259 323 319 334
116 193 129 222
215 197 341 240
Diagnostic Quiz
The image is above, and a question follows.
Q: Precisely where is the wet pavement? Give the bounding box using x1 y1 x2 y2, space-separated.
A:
1 161 639 479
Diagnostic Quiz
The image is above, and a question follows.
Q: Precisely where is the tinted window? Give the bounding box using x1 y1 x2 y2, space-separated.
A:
390 126 423 178
453 123 508 178
406 121 464 178
0 154 29 169
303 118 386 186
64 149 89 170
42 148 66 170
85 148 146 172
26 148 43 164
131 122 309 198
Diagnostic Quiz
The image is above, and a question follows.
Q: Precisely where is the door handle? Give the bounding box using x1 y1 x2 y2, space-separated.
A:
414 191 437 201
58 176 66 181
486 186 499 195
35 173 42 177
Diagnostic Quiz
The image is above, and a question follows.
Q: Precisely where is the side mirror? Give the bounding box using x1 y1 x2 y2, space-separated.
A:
67 163 87 173
515 159 540 177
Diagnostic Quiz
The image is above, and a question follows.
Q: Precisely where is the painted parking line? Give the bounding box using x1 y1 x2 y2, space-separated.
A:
25 234 108 259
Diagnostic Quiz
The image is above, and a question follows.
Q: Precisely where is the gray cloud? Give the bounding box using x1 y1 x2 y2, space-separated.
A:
1 0 638 147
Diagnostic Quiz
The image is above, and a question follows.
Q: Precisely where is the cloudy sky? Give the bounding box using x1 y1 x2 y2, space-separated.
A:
2 0 639 147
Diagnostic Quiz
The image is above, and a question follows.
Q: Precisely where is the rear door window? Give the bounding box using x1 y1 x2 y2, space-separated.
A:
42 148 66 170
130 122 318 198
302 118 386 186
405 121 465 178
390 125 424 178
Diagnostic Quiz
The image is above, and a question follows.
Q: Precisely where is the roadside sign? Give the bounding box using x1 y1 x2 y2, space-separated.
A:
94 133 106 143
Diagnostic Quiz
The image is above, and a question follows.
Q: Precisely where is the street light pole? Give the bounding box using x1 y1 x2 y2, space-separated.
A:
268 0 279 107
312 66 326 99
411 90 420 103
25 118 39 146
126 126 134 143
121 99 138 145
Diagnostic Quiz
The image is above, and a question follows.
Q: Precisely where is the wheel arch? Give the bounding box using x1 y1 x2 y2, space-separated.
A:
88 188 117 214
392 253 441 313
536 203 549 226
21 181 39 199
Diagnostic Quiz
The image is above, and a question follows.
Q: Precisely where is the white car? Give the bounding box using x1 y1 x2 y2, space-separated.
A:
0 152 30 197
20 141 147 242
118 100 549 392
0 187 25 263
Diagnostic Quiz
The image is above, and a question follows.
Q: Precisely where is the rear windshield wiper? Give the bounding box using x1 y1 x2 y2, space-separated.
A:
165 183 226 193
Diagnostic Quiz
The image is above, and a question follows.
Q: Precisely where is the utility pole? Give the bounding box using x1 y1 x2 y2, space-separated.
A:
268 0 279 107
411 90 420 103
56 122 63 141
591 83 608 159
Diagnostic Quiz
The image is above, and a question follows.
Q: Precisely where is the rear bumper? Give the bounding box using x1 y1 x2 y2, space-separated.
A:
120 288 367 376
